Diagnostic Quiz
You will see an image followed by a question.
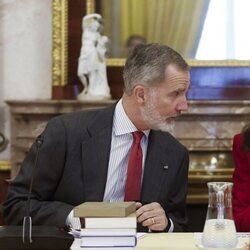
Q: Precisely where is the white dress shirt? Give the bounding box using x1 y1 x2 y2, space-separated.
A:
103 99 149 201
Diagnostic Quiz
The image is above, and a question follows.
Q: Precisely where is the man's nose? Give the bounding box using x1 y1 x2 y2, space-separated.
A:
177 96 188 112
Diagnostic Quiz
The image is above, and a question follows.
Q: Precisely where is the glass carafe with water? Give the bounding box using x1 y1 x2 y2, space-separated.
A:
201 182 237 248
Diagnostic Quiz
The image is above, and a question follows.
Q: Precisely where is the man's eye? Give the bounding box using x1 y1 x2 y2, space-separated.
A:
175 91 180 96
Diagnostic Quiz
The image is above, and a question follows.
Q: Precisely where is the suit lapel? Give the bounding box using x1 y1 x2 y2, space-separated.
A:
81 105 115 201
141 131 172 203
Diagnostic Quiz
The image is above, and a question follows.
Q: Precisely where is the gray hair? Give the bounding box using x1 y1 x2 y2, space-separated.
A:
123 43 190 94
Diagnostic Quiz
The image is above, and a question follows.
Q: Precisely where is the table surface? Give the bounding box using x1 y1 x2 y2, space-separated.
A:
71 232 250 250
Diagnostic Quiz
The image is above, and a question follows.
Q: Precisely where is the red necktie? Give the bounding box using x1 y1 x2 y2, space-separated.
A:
124 131 144 201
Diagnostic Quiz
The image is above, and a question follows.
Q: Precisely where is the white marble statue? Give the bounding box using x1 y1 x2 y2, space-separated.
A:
77 13 111 100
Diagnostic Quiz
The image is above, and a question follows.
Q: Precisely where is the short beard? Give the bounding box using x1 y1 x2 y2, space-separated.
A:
140 89 174 132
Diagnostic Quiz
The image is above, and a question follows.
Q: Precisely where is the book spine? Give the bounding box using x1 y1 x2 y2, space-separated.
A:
85 219 136 229
81 235 137 247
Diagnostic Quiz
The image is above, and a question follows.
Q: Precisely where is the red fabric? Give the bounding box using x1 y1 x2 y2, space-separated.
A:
124 131 144 201
232 133 250 232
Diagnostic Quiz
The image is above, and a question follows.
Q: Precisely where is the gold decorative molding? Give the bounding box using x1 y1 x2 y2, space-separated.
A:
187 194 208 204
106 59 250 67
105 59 250 67
0 161 11 171
52 0 68 86
189 168 233 181
187 59 250 67
106 58 126 67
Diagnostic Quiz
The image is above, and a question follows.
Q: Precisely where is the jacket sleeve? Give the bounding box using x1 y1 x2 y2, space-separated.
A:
232 134 250 232
3 117 74 228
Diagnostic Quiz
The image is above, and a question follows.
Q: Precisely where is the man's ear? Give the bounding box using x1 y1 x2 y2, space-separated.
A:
133 85 147 104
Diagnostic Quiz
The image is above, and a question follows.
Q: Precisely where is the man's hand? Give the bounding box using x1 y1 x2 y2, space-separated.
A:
135 202 168 231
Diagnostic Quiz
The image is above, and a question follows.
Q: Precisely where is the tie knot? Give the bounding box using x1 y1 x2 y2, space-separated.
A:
132 131 144 143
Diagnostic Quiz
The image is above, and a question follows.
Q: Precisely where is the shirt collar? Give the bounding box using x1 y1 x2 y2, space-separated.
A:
113 99 150 137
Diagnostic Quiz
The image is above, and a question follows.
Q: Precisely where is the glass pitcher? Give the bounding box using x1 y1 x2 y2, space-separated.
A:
201 182 238 248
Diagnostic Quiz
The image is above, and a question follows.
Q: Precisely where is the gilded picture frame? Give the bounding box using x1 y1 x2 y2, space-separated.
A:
52 0 250 87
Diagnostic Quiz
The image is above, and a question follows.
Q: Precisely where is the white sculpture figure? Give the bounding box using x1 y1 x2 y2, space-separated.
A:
77 13 111 100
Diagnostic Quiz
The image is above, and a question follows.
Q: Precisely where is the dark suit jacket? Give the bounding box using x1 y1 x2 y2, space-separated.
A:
232 133 250 232
3 104 189 232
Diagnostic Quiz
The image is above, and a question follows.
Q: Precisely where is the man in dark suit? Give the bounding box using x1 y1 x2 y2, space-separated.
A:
3 43 190 232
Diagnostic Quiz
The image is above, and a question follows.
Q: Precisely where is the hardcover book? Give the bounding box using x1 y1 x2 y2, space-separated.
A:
81 235 137 247
85 213 137 229
74 201 136 217
71 238 134 250
80 228 136 236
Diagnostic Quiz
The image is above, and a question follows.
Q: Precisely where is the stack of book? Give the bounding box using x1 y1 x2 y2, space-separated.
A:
73 202 137 250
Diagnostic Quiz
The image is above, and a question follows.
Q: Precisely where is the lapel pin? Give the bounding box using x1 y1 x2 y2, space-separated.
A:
163 165 169 170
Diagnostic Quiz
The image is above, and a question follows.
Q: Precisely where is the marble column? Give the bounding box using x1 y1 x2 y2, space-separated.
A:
0 0 52 160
